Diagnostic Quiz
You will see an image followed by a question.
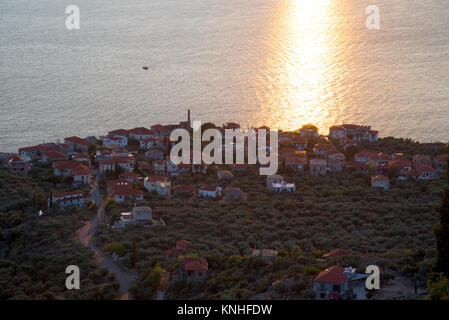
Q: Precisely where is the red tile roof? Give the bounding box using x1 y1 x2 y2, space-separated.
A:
53 160 83 171
371 174 389 182
200 185 218 192
99 159 116 165
65 136 93 147
180 257 208 271
43 151 66 160
323 248 351 258
315 265 348 284
435 154 449 162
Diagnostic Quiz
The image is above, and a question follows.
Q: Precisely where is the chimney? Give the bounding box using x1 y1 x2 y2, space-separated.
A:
187 109 191 129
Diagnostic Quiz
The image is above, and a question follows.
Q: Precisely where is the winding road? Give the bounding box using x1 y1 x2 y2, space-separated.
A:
77 176 136 300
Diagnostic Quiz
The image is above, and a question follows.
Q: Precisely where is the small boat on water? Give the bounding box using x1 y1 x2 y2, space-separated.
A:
142 66 149 70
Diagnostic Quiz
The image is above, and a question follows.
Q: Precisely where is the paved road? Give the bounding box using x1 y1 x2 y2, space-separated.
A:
77 177 136 300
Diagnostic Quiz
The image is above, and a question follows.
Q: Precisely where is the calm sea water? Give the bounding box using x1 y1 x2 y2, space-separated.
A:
1 0 448 152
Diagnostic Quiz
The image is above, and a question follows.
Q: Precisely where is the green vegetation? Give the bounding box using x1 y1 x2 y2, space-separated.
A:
96 162 443 299
0 168 117 299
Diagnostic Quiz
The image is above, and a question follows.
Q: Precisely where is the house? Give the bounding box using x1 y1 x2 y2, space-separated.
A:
224 186 247 202
119 171 140 183
314 266 369 300
198 185 222 198
73 153 89 163
388 159 413 180
163 240 195 257
293 137 308 151
127 127 154 141
412 154 432 167
344 161 368 173
71 166 91 185
299 128 319 138
329 126 346 139
137 160 152 172
252 249 278 263
326 159 343 172
179 257 208 281
5 155 30 174
145 149 164 160
314 143 337 158
96 149 112 160
103 136 128 148
140 137 165 150
108 184 144 203
151 124 171 137
309 159 327 176
434 154 448 173
153 160 166 175
144 176 171 196
217 170 234 181
371 175 390 190
337 137 356 150
284 155 307 172
115 157 132 172
355 150 379 163
271 181 296 193
53 160 87 177
328 152 346 162
329 124 378 143
19 144 60 160
173 185 195 197
412 165 436 180
108 129 129 138
327 152 345 172
64 136 93 153
52 190 88 209
314 266 349 299
323 248 351 259
99 159 116 174
266 174 283 188
114 206 152 228
42 151 67 163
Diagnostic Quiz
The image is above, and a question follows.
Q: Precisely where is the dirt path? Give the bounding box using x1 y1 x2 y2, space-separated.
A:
77 176 137 300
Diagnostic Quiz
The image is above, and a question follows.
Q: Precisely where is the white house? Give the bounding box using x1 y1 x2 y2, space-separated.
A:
52 190 88 209
198 185 222 198
413 165 436 180
371 175 390 190
271 181 296 193
144 176 171 196
103 136 128 148
314 266 369 300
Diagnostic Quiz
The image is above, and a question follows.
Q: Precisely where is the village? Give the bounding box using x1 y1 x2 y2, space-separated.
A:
1 111 448 300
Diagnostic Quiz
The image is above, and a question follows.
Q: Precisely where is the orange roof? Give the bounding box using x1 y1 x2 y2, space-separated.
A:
314 143 336 151
371 174 389 182
413 164 435 174
128 127 153 135
43 151 66 160
53 160 83 170
435 154 449 162
65 136 92 147
315 265 348 284
181 257 208 271
285 155 307 165
99 159 115 165
71 165 90 175
146 176 167 182
53 190 84 198
323 248 351 258
200 185 218 191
